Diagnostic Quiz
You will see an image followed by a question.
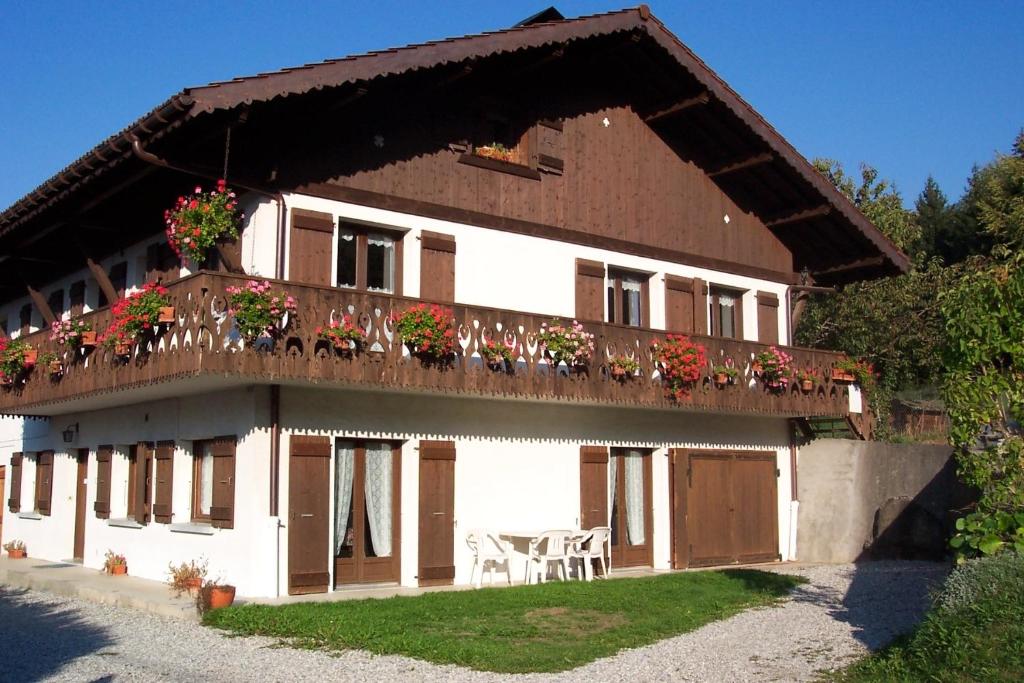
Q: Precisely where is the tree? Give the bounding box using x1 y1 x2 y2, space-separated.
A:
916 176 956 262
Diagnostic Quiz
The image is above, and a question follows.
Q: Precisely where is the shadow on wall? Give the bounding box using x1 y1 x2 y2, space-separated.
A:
0 586 115 681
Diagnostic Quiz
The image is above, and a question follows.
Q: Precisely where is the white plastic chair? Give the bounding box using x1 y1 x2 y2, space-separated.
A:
465 529 512 588
526 530 573 584
568 526 611 581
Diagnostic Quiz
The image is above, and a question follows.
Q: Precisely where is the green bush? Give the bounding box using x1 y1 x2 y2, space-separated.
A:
933 551 1024 612
950 509 1024 561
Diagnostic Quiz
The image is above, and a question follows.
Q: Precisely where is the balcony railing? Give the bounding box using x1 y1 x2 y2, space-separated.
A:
0 272 859 419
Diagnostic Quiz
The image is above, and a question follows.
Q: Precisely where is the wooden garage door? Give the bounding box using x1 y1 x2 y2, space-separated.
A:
672 450 778 568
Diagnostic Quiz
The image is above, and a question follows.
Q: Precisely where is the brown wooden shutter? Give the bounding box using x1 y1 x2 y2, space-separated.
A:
575 258 605 321
757 291 780 345
536 119 564 175
94 447 112 519
209 436 236 529
419 231 456 302
664 275 696 333
35 451 54 516
734 292 745 339
153 441 175 523
289 209 334 286
47 290 65 321
580 446 609 530
693 278 709 335
134 442 154 524
8 453 22 513
69 281 86 316
418 440 456 585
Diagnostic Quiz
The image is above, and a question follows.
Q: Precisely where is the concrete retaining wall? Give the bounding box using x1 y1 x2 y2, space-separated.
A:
797 439 969 563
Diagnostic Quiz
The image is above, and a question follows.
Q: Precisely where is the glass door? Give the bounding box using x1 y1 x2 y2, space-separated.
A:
610 448 652 567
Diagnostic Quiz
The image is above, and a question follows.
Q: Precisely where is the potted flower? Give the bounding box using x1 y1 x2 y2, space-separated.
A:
3 540 26 559
538 319 594 370
39 352 62 377
316 314 366 355
650 334 706 400
164 179 243 265
393 303 456 365
167 558 208 597
794 369 816 393
480 337 516 371
200 578 237 611
226 280 298 344
474 142 516 163
99 283 173 356
607 354 640 381
753 346 793 393
50 318 95 351
712 361 739 387
104 550 128 575
0 338 35 385
831 357 876 393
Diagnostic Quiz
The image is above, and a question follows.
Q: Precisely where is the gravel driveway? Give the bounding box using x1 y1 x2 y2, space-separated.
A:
0 561 947 683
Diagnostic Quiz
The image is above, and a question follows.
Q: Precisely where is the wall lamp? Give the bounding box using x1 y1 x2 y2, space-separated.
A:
62 423 79 444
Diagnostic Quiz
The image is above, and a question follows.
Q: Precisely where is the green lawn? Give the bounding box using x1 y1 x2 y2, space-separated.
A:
204 569 803 673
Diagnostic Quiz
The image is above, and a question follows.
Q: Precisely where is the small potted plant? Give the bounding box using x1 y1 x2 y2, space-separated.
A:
712 361 739 387
316 314 366 355
3 540 26 559
99 283 174 356
200 578 237 611
393 303 456 365
225 280 298 345
39 351 62 377
0 338 35 386
753 346 793 393
538 319 595 371
794 369 816 393
607 354 640 381
50 318 95 351
474 142 516 163
167 558 208 596
831 357 859 384
480 337 516 371
650 334 706 400
104 550 128 575
164 179 243 266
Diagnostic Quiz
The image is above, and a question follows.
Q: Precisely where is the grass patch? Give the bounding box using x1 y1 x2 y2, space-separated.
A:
828 553 1024 682
204 569 803 673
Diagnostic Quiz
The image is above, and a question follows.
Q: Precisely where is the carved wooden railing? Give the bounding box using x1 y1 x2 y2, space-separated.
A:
0 272 857 417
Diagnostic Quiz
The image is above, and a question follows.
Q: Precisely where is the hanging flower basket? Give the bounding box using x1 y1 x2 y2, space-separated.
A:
316 314 366 355
51 318 94 351
164 179 243 265
480 337 516 372
158 307 176 325
226 280 298 344
393 303 456 365
712 360 739 387
794 370 816 393
754 346 793 393
39 352 62 377
0 338 35 384
98 283 172 355
80 331 97 349
538 320 594 370
607 354 640 381
650 334 706 401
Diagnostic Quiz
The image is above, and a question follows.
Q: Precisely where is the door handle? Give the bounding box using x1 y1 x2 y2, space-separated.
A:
301 513 314 518
432 512 445 516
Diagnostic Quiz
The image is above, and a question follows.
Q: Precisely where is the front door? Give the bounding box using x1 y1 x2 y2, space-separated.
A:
579 446 609 529
73 451 88 560
418 440 455 586
610 448 653 567
334 439 401 585
288 435 331 595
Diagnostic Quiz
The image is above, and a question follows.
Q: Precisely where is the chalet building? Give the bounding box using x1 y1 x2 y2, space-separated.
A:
0 6 906 597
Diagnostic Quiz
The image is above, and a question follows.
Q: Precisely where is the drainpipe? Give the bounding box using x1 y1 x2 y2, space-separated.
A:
788 421 800 561
269 384 280 516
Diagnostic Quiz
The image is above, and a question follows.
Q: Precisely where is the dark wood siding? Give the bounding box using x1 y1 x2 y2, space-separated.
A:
579 446 608 530
665 275 695 333
419 230 456 302
757 291 780 345
418 440 456 586
575 258 604 321
35 451 54 516
288 435 331 595
153 441 174 523
8 453 22 513
134 442 154 524
289 209 334 286
94 446 112 519
209 437 236 529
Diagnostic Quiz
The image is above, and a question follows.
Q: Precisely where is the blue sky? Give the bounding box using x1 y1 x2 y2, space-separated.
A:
1 1 1021 211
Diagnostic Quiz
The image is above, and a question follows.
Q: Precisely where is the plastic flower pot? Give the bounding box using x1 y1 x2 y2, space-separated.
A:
80 331 97 348
158 306 175 324
7 549 26 560
206 585 236 609
110 564 127 575
23 349 37 368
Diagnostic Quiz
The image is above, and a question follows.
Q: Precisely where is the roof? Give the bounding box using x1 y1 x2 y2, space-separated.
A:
0 5 909 281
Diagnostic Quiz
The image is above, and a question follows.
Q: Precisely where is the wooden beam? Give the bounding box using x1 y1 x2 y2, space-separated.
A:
765 205 832 228
86 257 119 306
644 92 710 123
708 153 774 178
25 285 56 326
812 255 887 277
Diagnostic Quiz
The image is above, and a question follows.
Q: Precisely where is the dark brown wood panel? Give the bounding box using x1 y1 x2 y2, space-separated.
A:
153 442 174 523
289 208 334 286
94 447 112 519
35 451 54 516
757 291 780 345
693 278 709 335
732 452 779 563
420 230 456 302
579 445 608 530
73 450 88 560
209 437 236 529
669 449 687 569
665 275 695 333
418 440 455 586
288 435 331 595
133 443 153 524
686 452 733 567
6 454 20 513
575 258 604 321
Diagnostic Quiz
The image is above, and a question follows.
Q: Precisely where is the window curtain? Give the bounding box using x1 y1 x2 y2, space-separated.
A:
364 442 393 557
334 441 355 556
622 278 642 326
625 451 646 545
718 293 736 338
200 446 214 516
366 233 395 293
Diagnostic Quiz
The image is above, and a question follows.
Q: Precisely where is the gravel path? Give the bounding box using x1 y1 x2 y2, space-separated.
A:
0 561 947 683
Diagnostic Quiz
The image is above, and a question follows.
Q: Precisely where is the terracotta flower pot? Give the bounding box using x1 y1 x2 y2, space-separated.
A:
158 306 175 324
801 379 814 393
714 372 730 387
610 366 627 379
22 349 38 368
751 361 763 375
206 585 236 609
7 549 26 559
185 577 203 594
48 360 63 375
80 331 97 348
114 342 132 357
831 368 856 383
110 564 127 575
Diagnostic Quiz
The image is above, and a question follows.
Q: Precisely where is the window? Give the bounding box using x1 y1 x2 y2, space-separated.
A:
607 270 649 327
192 441 215 522
335 222 402 295
190 437 236 528
47 290 64 321
710 287 744 339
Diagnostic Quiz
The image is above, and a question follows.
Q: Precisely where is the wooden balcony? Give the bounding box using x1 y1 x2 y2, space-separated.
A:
0 272 860 420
